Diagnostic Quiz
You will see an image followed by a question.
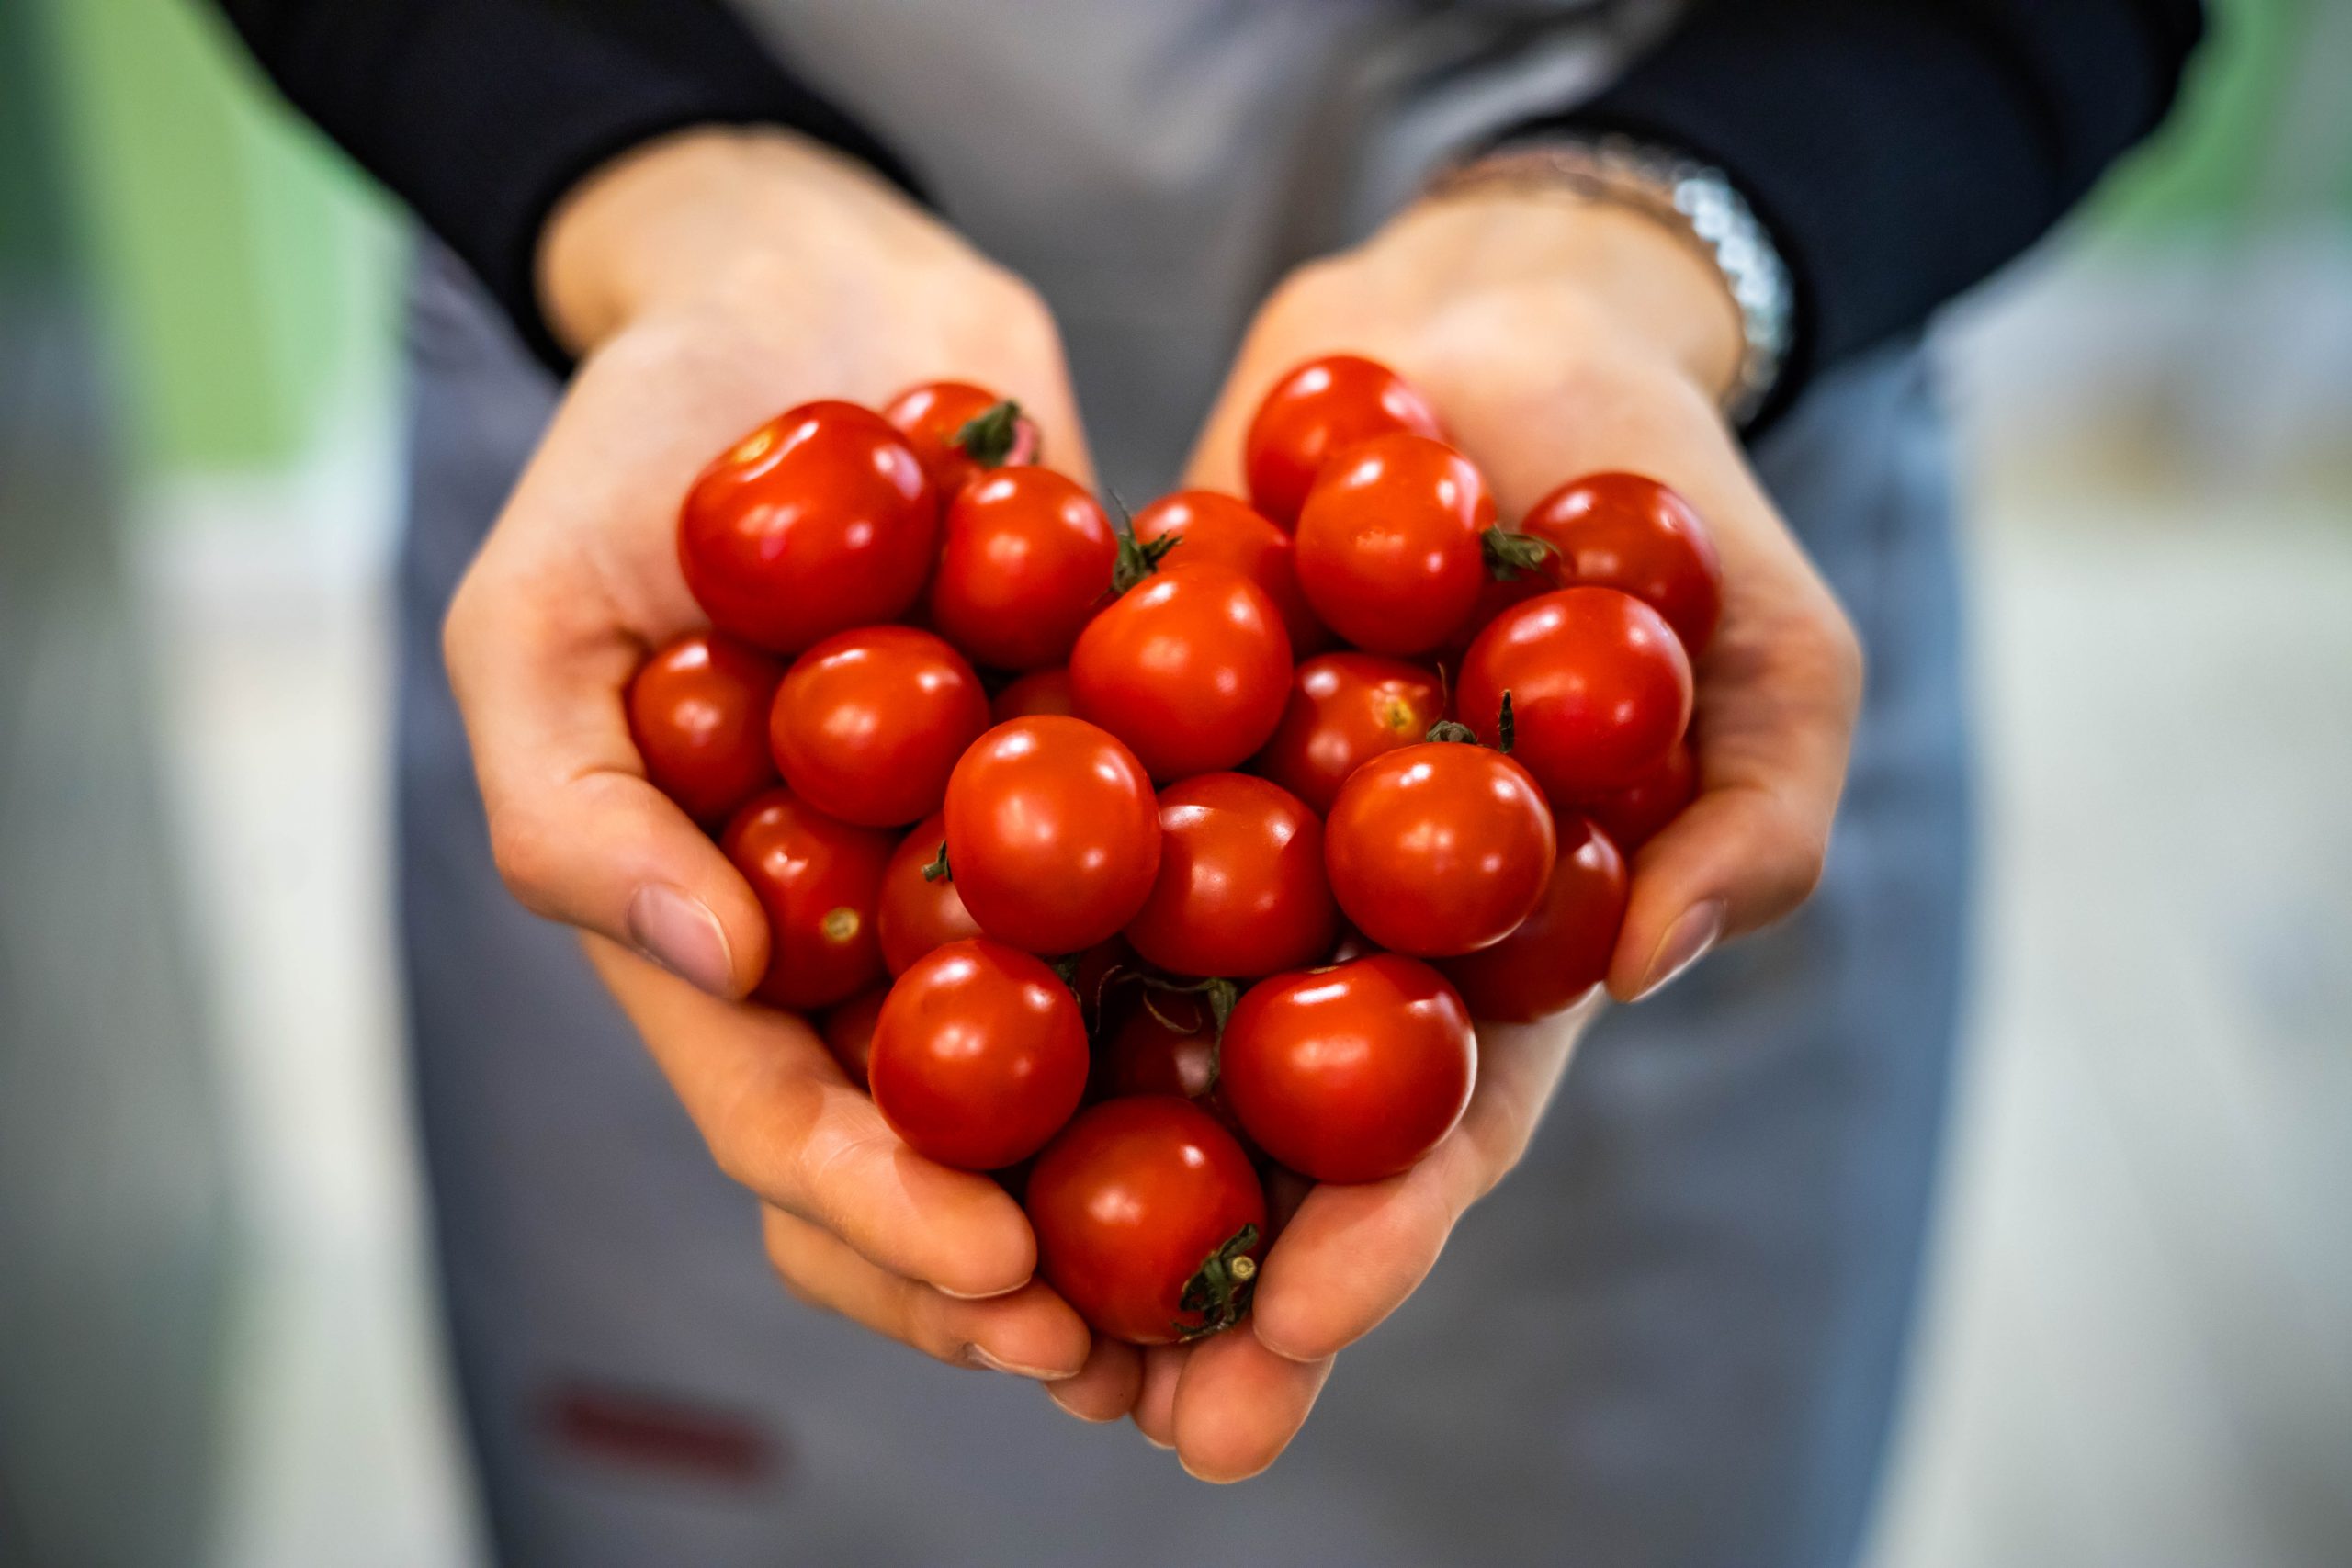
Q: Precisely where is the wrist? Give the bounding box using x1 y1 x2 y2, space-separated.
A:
537 125 944 355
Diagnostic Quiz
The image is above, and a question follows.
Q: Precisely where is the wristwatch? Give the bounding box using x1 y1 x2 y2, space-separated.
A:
1426 137 1795 429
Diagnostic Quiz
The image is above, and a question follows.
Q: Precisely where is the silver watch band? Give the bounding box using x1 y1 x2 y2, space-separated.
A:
1426 137 1795 428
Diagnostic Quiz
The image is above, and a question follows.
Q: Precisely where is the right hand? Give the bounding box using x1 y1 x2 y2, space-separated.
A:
440 126 1137 1406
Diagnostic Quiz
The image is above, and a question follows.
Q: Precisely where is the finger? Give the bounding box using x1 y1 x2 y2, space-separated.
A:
763 1208 1088 1379
1132 1344 1188 1450
445 552 769 1000
1169 1325 1335 1483
1249 1007 1590 1363
1046 1337 1146 1423
591 937 1038 1297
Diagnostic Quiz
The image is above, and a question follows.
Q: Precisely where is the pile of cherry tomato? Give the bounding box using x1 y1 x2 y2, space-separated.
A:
626 356 1717 1347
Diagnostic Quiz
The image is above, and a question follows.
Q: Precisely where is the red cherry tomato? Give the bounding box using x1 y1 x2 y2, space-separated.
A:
1457 586 1694 799
928 468 1116 670
943 716 1161 954
625 632 783 824
1324 740 1555 957
820 986 887 1089
868 938 1090 1170
678 401 937 654
1578 738 1697 853
1093 989 1217 1103
1130 490 1330 657
767 626 989 828
1220 954 1476 1184
1294 433 1495 656
1521 472 1723 654
1242 355 1444 526
1123 773 1336 979
989 666 1075 723
876 812 982 976
1025 1097 1267 1344
1439 815 1628 1022
1069 563 1292 781
881 380 1040 498
1253 652 1446 815
720 787 894 1010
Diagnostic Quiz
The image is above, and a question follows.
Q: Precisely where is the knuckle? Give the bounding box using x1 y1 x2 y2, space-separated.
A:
484 802 564 914
710 1070 827 1203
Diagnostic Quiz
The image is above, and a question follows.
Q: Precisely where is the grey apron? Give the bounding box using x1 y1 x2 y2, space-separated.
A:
394 5 1972 1563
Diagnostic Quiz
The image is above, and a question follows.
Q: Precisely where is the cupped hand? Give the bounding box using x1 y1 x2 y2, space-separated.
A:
1115 188 1863 1477
440 127 1099 1382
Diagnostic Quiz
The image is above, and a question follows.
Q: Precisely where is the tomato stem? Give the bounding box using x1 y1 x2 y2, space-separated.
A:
1482 525 1556 581
950 399 1026 469
1424 718 1478 745
922 842 952 883
1137 973 1240 1040
1111 529 1182 594
1498 689 1516 755
1174 1222 1261 1339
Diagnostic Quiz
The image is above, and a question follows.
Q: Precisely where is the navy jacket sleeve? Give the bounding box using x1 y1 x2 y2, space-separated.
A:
1514 0 2205 417
209 0 924 370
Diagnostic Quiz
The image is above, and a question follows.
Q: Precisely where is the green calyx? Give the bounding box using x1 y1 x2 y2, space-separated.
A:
1482 525 1556 581
951 400 1025 469
1175 1223 1261 1340
1138 973 1239 1042
922 841 952 883
1111 528 1182 594
1425 689 1515 754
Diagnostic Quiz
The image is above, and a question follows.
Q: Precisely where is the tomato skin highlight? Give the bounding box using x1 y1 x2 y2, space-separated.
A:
1252 652 1446 816
942 716 1162 955
626 631 784 824
1220 954 1476 1184
989 666 1075 724
1577 738 1697 854
1123 773 1337 979
881 380 1039 498
820 986 888 1089
1026 1097 1267 1344
1440 815 1629 1022
1457 586 1694 799
876 812 982 976
678 401 938 654
1069 563 1293 782
720 787 895 1010
869 938 1091 1170
1324 741 1555 958
768 626 989 828
1294 433 1495 656
928 468 1116 671
1243 355 1444 527
1130 490 1330 657
1520 471 1724 655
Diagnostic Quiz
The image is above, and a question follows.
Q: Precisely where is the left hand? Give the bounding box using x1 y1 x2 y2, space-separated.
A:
1080 189 1863 1478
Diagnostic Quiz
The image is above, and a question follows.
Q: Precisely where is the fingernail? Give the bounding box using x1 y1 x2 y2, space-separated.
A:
966 1345 1075 1381
1634 899 1724 1000
1137 1429 1175 1451
937 1277 1028 1302
626 884 734 995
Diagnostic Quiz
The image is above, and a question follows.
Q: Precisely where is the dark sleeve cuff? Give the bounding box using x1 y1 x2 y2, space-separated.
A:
211 0 925 374
1498 0 2203 416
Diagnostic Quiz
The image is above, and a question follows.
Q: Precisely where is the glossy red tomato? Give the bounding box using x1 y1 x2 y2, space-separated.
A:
625 631 783 824
820 985 887 1089
1324 740 1555 957
720 787 895 1010
942 716 1161 954
1242 355 1444 526
1123 773 1336 978
1025 1097 1267 1344
881 380 1040 497
876 812 982 976
989 666 1075 723
1294 433 1495 655
1253 652 1446 815
868 938 1090 1170
767 626 989 828
1578 738 1697 853
1069 563 1292 781
1130 490 1329 657
1093 989 1218 1103
1456 586 1694 799
1220 954 1476 1183
927 468 1116 670
678 401 937 653
1521 472 1724 654
1439 814 1628 1022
